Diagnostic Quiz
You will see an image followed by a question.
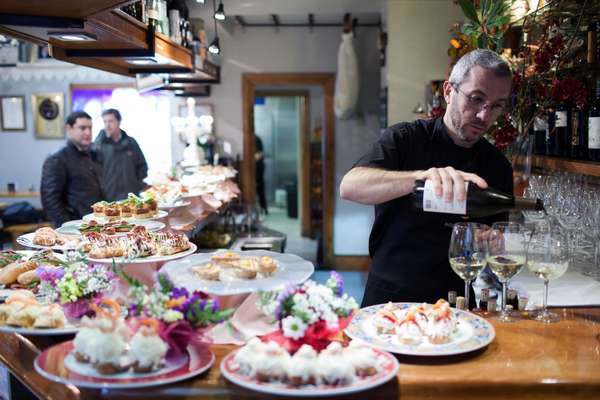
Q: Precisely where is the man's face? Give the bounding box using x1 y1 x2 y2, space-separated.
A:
102 114 120 138
443 65 511 147
66 118 93 148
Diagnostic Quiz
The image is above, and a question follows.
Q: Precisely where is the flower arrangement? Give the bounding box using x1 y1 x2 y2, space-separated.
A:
257 271 358 353
116 265 234 356
37 259 114 318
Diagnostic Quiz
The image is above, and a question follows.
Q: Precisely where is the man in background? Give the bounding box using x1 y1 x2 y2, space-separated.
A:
41 111 104 226
255 133 268 215
94 108 148 201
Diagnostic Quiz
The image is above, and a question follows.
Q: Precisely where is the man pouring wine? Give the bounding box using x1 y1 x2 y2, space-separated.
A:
340 49 539 308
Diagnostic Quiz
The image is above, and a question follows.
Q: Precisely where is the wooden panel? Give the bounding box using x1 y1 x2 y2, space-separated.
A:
241 76 255 204
532 155 600 177
333 255 370 270
322 77 335 268
0 25 46 46
50 45 133 77
0 1 135 19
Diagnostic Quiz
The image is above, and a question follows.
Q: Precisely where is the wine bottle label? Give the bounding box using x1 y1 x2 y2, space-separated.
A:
571 113 579 145
555 111 567 128
422 179 467 215
589 117 600 149
147 9 159 20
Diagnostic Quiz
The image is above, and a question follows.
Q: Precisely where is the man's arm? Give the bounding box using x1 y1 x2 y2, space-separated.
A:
132 140 148 182
340 166 488 205
40 155 71 226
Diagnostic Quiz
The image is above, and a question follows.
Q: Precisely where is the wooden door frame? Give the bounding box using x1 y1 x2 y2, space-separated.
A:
242 73 335 266
254 90 311 237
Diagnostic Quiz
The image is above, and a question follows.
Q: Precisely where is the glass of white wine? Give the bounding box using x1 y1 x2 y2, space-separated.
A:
449 223 490 310
526 222 570 323
487 222 528 323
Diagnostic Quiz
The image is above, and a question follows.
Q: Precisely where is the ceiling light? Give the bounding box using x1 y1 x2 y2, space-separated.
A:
214 1 225 20
125 58 158 65
195 0 205 3
48 31 97 42
208 37 220 54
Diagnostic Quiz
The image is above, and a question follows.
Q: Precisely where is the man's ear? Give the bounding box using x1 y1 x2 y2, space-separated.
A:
442 81 453 104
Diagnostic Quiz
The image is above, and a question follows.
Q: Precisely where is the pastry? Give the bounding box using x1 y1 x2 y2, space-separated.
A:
0 250 23 268
16 269 40 286
130 318 168 373
287 344 317 386
232 258 258 279
33 304 66 329
254 341 290 382
103 204 121 221
0 260 37 285
344 341 378 378
192 262 221 281
132 203 151 219
32 227 63 246
118 201 133 218
92 201 108 217
154 232 190 255
258 256 278 275
210 251 240 267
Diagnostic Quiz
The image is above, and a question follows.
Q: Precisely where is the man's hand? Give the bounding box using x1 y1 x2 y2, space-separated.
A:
415 167 488 202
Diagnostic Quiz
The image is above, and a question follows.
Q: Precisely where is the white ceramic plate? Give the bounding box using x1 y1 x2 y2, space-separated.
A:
158 200 191 210
160 250 314 296
220 346 399 397
82 210 169 223
56 219 165 236
86 243 197 264
35 342 214 389
16 233 79 251
344 303 496 356
0 321 79 336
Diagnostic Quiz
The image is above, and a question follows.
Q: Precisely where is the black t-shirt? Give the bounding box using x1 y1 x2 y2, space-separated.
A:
354 118 513 305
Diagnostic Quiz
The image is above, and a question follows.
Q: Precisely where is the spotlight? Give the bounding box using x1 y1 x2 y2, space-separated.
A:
214 1 225 20
208 37 220 54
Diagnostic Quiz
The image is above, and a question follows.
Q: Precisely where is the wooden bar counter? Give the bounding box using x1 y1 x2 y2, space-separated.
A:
0 307 599 400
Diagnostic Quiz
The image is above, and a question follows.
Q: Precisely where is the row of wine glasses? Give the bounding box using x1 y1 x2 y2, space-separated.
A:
449 219 569 323
524 172 600 278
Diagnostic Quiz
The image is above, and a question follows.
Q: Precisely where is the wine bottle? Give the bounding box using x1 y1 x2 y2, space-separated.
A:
553 101 571 158
571 104 588 160
588 22 597 65
533 116 548 155
412 179 544 218
589 78 600 161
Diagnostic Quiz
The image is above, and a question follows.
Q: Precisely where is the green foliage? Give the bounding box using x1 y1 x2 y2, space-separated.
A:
458 0 513 51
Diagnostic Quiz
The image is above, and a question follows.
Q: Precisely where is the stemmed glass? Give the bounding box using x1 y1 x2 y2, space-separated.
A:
449 223 490 310
526 221 570 323
487 222 528 323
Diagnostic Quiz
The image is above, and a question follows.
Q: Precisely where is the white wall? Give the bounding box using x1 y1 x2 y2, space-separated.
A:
386 0 463 124
188 4 382 257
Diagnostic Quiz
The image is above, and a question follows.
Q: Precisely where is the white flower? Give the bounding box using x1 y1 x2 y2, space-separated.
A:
282 315 308 340
163 309 184 323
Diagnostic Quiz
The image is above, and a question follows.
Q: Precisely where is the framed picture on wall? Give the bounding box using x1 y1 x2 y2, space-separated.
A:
32 93 65 139
0 95 26 131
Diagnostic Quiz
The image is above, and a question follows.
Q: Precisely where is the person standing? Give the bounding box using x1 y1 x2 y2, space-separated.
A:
94 109 148 201
255 133 268 215
340 49 513 307
41 111 104 227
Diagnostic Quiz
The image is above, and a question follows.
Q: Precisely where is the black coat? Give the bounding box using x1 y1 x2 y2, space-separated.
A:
94 130 148 201
40 141 104 227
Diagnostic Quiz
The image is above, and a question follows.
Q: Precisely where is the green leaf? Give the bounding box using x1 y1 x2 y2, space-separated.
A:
458 0 479 23
477 34 488 49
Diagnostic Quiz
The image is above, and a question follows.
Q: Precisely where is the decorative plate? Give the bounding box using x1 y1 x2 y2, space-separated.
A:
16 233 79 251
160 250 314 296
82 211 169 223
0 322 80 336
57 219 165 236
344 303 495 356
35 341 214 389
220 346 399 397
86 243 197 264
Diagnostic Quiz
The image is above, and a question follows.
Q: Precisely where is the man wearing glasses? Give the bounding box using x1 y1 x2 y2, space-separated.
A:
340 49 513 307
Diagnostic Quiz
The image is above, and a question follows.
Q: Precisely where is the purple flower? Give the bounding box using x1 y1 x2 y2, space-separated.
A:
172 286 189 299
37 265 65 284
211 298 219 312
330 271 344 296
274 283 297 320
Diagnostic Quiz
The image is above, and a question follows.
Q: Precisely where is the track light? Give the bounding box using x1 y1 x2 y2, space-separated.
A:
214 1 225 20
208 37 220 54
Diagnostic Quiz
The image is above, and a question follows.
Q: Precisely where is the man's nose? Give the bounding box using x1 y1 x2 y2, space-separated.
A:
476 107 493 125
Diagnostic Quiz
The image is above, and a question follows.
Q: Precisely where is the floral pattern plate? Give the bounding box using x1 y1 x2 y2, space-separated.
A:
161 250 314 296
86 243 197 264
344 303 495 356
35 341 214 389
220 346 399 397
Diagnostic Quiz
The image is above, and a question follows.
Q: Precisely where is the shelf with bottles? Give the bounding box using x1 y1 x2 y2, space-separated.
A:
531 155 600 177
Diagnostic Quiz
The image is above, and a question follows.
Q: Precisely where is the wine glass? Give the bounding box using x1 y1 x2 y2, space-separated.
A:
526 221 570 323
448 223 490 310
487 222 528 323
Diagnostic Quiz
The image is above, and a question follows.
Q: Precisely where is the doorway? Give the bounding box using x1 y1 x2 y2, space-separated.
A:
242 73 335 267
253 91 317 263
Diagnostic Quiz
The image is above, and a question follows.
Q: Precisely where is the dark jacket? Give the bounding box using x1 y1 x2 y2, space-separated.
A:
94 129 148 201
40 141 104 227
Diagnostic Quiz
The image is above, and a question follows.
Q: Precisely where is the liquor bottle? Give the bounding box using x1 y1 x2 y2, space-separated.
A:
553 102 571 157
533 116 548 155
479 288 490 311
589 78 600 161
571 104 588 160
506 288 519 310
146 0 160 28
412 179 544 218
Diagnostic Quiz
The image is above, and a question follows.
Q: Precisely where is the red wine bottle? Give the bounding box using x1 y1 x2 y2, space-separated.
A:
412 179 544 218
